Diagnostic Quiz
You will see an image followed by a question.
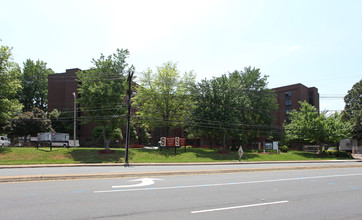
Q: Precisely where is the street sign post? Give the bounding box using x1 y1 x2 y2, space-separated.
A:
175 137 180 147
159 137 187 153
160 137 166 147
238 146 244 161
273 141 279 154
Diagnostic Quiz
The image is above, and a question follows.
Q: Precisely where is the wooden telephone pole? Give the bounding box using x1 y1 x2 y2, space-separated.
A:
124 68 134 165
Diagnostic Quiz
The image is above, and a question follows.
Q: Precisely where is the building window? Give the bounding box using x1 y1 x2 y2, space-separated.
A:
285 99 292 106
285 91 292 107
285 91 292 124
309 92 314 106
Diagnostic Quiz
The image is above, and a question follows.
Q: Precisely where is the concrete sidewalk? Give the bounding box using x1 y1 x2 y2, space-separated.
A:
1 160 362 183
0 159 358 169
352 154 362 160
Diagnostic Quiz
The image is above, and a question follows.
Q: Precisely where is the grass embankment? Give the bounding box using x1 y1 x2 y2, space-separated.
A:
0 147 352 165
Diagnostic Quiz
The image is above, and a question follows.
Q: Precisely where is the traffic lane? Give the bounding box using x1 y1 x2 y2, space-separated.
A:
94 169 362 220
1 161 361 177
1 168 362 219
2 166 362 193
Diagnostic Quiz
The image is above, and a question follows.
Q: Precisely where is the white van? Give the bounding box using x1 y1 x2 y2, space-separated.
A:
0 136 11 147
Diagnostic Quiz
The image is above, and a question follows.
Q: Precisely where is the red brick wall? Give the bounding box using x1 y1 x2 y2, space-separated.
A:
272 83 319 129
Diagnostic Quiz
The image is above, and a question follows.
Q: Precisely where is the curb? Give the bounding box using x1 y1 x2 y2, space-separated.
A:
2 163 362 183
0 159 359 169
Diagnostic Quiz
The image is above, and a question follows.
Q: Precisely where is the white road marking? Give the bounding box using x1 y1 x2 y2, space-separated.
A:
191 200 289 214
112 178 163 188
94 173 362 193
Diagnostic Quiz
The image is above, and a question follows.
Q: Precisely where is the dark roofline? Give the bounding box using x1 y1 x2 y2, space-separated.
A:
272 83 313 91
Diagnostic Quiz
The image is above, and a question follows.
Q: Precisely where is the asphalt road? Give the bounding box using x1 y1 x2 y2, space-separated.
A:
1 161 361 177
1 167 362 219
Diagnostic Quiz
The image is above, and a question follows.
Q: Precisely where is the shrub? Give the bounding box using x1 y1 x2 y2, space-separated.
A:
228 146 239 151
322 148 339 156
279 145 289 152
336 151 353 158
129 144 145 148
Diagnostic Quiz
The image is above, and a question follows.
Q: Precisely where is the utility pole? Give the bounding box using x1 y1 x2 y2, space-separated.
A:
124 68 134 165
72 92 76 148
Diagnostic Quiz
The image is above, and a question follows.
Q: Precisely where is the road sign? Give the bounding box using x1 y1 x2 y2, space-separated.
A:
160 137 186 148
273 141 279 153
160 137 166 147
175 137 180 146
238 146 244 160
265 142 273 150
166 137 175 146
180 138 186 147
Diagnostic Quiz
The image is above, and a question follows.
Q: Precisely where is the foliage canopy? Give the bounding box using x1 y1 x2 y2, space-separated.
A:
189 67 277 148
343 79 362 140
76 49 129 149
19 59 54 111
284 101 352 145
9 107 52 136
133 61 195 137
0 45 22 130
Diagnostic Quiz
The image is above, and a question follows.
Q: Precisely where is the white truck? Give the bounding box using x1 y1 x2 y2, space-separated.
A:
37 132 77 150
340 139 352 152
0 136 11 147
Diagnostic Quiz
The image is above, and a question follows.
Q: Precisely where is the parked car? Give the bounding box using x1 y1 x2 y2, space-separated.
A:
0 136 11 147
327 147 337 151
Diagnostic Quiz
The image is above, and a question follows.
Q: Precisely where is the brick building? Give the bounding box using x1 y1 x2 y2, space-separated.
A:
48 68 96 144
48 69 319 146
272 83 319 129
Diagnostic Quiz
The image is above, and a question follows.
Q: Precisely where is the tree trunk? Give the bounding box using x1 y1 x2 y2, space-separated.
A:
102 125 110 150
166 126 170 137
222 130 226 150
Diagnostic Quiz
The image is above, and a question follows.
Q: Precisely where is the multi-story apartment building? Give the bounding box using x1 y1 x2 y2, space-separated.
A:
48 69 319 146
48 68 95 143
272 83 319 129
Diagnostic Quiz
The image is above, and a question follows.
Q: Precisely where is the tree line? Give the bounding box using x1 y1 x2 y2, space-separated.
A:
1 44 360 149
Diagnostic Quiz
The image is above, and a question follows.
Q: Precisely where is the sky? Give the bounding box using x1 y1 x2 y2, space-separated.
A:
1 0 361 112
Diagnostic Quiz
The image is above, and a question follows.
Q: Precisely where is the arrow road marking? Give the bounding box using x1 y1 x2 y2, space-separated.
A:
112 178 163 188
94 173 362 193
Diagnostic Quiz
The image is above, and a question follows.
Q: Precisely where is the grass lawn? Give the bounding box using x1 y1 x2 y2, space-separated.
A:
0 147 352 165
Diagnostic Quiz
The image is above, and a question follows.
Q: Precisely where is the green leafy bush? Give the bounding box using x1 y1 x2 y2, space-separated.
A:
322 148 339 156
336 151 353 158
228 146 239 151
279 145 289 152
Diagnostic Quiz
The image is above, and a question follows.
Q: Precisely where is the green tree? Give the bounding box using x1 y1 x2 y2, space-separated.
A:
0 45 23 131
76 49 129 150
189 67 277 149
324 112 352 145
10 107 52 136
187 78 221 148
133 61 196 137
228 67 277 144
343 80 362 140
284 101 324 145
284 101 352 145
19 59 54 111
49 109 73 133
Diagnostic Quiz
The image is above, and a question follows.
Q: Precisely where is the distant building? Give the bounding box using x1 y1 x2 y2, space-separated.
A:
49 70 319 146
272 83 319 129
48 68 79 112
48 68 95 143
